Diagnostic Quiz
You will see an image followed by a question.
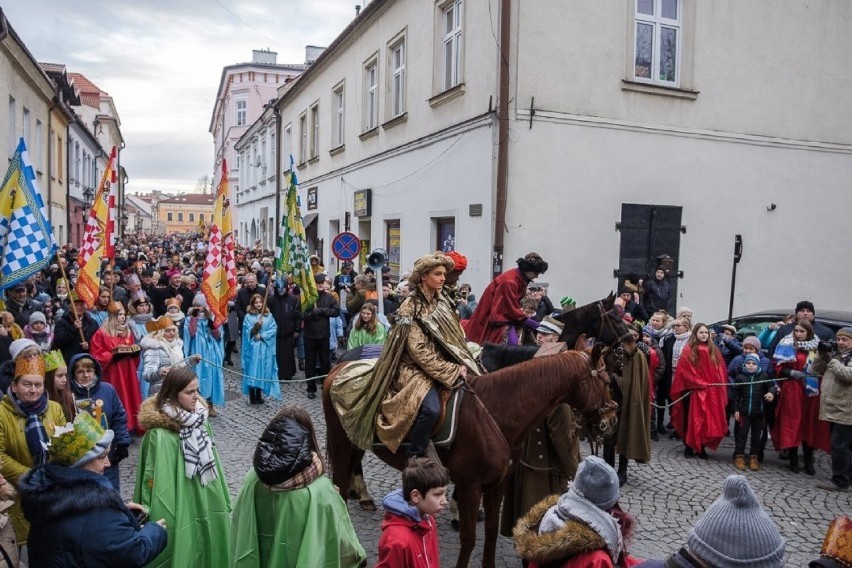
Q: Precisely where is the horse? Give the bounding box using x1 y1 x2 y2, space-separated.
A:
322 344 616 568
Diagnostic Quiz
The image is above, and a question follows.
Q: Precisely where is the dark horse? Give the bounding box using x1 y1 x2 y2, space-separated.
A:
322 345 616 568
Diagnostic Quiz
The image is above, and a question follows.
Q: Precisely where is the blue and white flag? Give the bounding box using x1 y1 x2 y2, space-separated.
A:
0 138 57 292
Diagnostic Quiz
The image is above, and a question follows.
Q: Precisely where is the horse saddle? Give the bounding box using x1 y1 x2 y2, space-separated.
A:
373 387 465 451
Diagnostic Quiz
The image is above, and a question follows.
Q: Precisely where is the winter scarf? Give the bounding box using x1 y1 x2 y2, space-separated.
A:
131 313 154 326
161 337 186 366
538 487 624 564
773 333 820 364
161 401 217 486
167 311 186 325
671 331 691 371
9 390 50 467
266 452 324 492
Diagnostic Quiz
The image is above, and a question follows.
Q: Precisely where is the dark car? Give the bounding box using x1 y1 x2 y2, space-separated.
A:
710 309 852 348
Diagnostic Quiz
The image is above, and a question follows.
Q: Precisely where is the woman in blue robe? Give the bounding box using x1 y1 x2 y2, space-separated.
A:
241 293 280 404
184 295 226 413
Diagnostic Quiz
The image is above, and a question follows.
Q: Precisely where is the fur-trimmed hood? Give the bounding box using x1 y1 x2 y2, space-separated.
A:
19 463 129 529
138 396 208 432
513 494 606 566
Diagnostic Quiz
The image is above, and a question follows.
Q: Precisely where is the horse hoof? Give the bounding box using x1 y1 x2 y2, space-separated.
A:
450 519 460 532
359 499 377 511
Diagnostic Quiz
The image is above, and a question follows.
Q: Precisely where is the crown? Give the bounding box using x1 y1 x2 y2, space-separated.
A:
43 350 66 373
145 316 174 334
15 355 46 378
49 412 107 467
107 301 124 315
165 298 182 309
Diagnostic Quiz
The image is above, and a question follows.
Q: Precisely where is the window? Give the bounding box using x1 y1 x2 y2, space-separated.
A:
200 213 205 222
56 136 63 181
8 97 16 157
236 153 241 170
434 217 456 252
178 212 184 222
167 212 173 221
22 108 30 149
333 83 345 148
261 139 267 175
634 0 681 85
34 120 42 171
442 0 463 90
365 60 378 130
299 113 308 163
189 213 195 222
310 103 319 158
235 100 247 126
74 143 80 182
390 41 406 117
283 123 292 164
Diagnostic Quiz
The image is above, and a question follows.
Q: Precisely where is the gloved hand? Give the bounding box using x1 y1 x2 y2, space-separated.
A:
112 445 129 465
788 370 805 380
524 318 540 331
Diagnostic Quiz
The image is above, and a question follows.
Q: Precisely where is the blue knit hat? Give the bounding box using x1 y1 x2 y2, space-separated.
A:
688 476 785 568
742 353 761 371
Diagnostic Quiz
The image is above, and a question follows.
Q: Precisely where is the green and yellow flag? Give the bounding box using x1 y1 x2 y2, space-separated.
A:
275 164 318 310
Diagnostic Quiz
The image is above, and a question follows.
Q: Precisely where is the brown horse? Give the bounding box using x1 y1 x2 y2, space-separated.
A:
322 344 616 568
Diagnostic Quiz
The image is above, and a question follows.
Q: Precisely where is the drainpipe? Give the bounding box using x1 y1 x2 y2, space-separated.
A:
47 102 54 225
272 105 282 248
492 0 511 279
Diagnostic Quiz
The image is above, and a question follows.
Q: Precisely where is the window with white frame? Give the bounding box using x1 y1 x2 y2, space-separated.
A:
235 99 247 126
333 84 345 147
634 0 681 85
283 123 292 164
310 104 319 158
189 213 195 222
178 212 184 222
34 120 42 171
365 60 378 130
261 139 267 175
22 108 30 149
74 142 80 182
299 113 308 163
391 40 406 117
442 0 463 91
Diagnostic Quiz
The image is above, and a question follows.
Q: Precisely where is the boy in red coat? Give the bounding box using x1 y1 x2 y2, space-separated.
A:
377 458 450 568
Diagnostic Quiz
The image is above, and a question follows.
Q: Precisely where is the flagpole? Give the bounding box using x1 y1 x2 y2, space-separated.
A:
56 251 87 345
108 259 115 305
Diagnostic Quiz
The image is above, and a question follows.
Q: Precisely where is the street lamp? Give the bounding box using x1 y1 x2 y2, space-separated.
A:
82 187 94 210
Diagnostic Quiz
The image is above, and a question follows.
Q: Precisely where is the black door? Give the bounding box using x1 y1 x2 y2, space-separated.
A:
616 203 683 315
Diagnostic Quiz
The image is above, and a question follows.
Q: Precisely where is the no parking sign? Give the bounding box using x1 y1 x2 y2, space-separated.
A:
331 232 361 261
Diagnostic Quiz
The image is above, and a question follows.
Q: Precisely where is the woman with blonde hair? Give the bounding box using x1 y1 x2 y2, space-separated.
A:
89 302 142 433
347 302 387 349
241 294 279 405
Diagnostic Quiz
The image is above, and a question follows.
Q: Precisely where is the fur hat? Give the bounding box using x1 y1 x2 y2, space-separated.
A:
408 253 455 285
445 251 468 272
688 475 785 568
49 412 114 468
743 336 762 351
516 252 548 275
15 354 45 378
796 300 816 314
9 338 39 361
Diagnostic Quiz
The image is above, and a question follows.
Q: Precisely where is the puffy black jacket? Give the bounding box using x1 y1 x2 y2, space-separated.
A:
253 415 313 486
302 291 340 339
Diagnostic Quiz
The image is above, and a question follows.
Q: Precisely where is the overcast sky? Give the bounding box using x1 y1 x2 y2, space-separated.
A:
3 0 355 195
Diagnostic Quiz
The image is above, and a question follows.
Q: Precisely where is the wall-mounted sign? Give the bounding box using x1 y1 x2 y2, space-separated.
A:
307 187 318 210
353 189 372 217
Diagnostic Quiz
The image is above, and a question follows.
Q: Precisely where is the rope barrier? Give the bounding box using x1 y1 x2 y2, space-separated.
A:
650 375 796 410
179 356 330 385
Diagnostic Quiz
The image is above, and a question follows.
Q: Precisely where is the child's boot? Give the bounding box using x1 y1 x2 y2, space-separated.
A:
749 455 759 471
734 454 746 470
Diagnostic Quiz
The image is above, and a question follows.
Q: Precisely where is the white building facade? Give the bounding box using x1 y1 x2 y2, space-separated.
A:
267 0 851 318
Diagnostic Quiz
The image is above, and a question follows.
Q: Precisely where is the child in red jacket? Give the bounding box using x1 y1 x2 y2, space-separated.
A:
377 457 450 568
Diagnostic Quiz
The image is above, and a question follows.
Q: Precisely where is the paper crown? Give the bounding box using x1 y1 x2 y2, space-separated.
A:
145 316 174 333
49 412 112 467
15 354 45 378
67 289 82 303
819 516 852 567
43 350 67 373
107 301 124 315
165 298 182 309
131 289 149 304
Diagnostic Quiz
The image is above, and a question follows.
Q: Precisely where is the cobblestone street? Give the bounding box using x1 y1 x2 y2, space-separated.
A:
119 362 851 567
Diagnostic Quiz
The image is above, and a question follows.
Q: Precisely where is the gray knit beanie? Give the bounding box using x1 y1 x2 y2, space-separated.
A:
688 475 786 568
571 455 620 511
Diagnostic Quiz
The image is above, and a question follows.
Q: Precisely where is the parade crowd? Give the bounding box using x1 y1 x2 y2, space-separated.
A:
0 233 847 567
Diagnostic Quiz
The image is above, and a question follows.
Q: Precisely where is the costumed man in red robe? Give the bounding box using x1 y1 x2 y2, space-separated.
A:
670 323 728 458
462 252 548 345
89 301 143 433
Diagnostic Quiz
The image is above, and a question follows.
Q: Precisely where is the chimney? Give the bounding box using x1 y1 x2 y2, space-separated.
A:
305 45 326 65
252 49 278 65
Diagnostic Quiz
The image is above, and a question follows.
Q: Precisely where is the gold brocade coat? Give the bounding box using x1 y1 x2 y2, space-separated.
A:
375 291 479 452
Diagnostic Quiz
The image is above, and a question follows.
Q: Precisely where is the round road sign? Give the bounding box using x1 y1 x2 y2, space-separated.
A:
331 232 362 261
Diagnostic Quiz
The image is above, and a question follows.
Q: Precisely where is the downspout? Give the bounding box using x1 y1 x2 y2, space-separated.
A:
492 0 511 279
47 101 54 225
272 106 282 249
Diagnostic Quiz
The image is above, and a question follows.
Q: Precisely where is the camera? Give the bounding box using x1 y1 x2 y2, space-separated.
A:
818 340 837 353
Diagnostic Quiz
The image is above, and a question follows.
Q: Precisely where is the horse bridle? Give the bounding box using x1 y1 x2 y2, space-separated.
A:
596 300 626 348
573 350 618 456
